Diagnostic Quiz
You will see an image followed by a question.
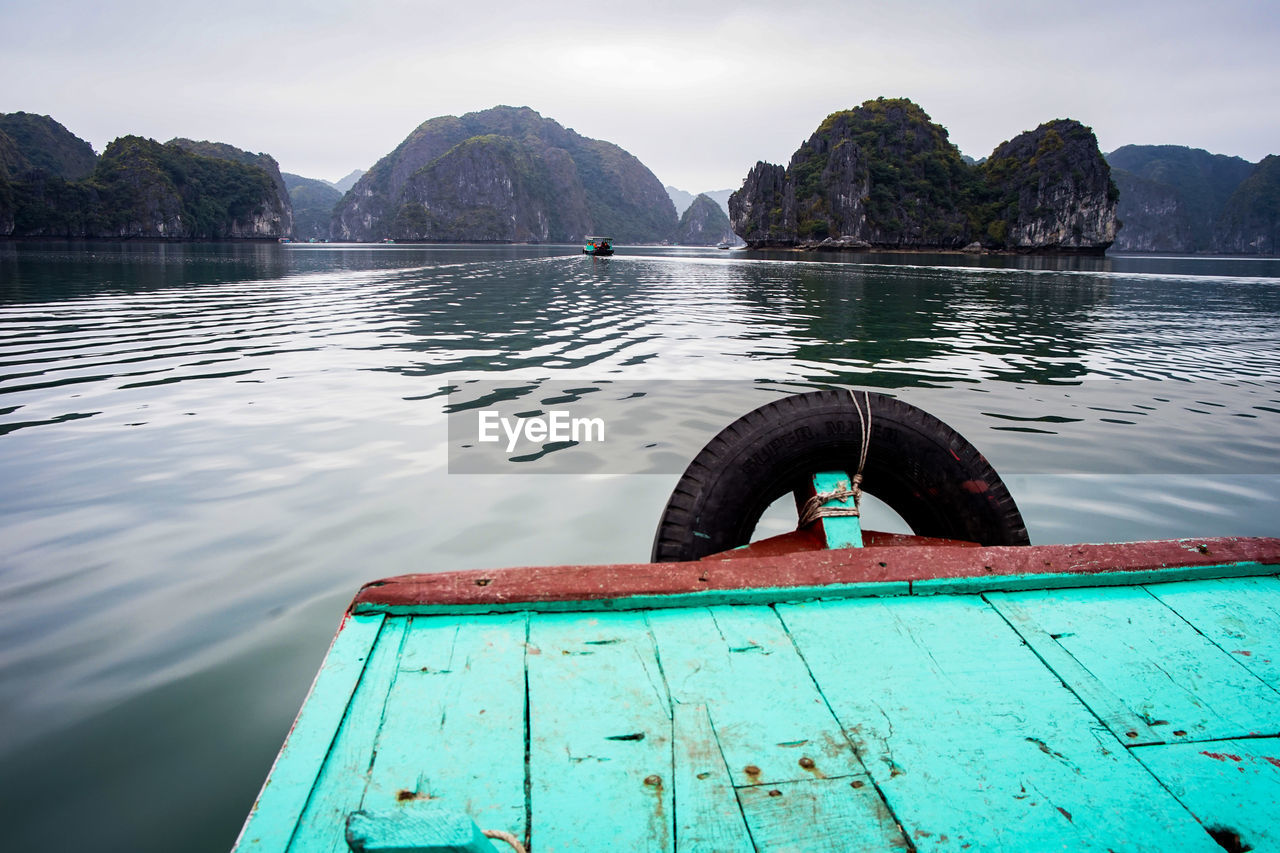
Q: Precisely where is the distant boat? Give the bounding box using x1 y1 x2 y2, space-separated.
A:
717 241 732 249
277 237 292 243
380 237 396 244
583 236 614 256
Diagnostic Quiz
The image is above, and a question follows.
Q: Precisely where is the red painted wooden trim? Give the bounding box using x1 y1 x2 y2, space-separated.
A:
352 537 1280 610
703 527 982 560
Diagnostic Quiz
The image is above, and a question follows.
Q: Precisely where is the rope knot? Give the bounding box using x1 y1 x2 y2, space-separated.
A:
797 391 871 530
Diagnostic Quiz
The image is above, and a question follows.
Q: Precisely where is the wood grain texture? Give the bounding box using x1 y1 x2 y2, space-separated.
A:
1132 737 1280 853
1146 576 1280 689
352 538 1280 613
737 778 909 853
361 614 527 842
235 613 385 852
991 584 1280 743
647 605 865 788
290 617 406 852
671 704 753 853
778 596 1223 852
526 611 673 852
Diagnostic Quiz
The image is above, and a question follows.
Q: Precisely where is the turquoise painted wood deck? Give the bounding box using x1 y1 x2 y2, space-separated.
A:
237 570 1280 852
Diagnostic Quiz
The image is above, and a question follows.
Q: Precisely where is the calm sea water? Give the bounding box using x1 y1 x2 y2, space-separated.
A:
2 241 1279 850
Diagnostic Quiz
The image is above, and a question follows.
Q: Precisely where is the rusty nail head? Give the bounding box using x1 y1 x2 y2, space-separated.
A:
851 780 865 788
744 765 761 776
644 775 661 786
1125 731 1139 738
799 757 815 768
768 789 782 797
475 578 492 587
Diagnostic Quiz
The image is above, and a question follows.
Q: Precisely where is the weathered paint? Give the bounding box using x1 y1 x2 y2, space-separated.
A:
526 612 674 852
352 537 1280 616
291 617 407 852
988 585 1280 744
671 704 753 852
1145 576 1280 690
235 613 385 851
362 615 527 841
802 470 864 549
737 778 909 852
238 555 1280 853
646 606 864 787
345 804 496 852
1132 737 1280 853
777 595 1226 852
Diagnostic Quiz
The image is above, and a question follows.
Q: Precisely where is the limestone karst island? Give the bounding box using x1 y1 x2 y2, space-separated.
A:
1 100 1277 254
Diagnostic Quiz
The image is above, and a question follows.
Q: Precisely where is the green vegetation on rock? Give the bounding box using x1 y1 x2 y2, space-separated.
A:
283 173 342 240
0 112 98 180
1106 145 1260 252
730 98 1118 253
677 193 734 245
333 106 677 243
1212 155 1280 254
2 126 290 239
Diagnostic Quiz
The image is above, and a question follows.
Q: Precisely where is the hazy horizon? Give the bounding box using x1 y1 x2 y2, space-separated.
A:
3 0 1277 191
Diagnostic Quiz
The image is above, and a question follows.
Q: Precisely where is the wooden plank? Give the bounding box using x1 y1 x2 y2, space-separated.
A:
1132 737 1280 853
526 611 673 852
647 605 865 788
671 704 753 853
345 803 494 852
288 617 407 853
803 470 863 549
737 778 909 853
235 613 385 852
351 538 1280 613
778 596 1224 852
990 585 1280 743
360 615 527 843
1146 576 1280 689
987 592 1163 745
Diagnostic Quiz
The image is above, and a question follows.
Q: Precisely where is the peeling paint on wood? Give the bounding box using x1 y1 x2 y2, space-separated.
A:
236 553 1280 853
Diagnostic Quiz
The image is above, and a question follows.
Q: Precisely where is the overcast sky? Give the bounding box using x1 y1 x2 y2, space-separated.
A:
2 0 1277 192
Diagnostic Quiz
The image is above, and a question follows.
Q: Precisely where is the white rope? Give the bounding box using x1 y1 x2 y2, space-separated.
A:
484 828 528 853
798 390 872 528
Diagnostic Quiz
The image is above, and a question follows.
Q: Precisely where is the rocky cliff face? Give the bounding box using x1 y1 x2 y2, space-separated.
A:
677 193 735 245
729 99 1117 253
1211 155 1280 254
1108 169 1193 252
980 120 1118 252
169 139 293 237
1107 145 1256 252
332 106 677 243
2 132 290 239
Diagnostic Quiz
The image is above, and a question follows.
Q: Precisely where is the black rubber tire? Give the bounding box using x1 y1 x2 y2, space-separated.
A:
651 390 1030 562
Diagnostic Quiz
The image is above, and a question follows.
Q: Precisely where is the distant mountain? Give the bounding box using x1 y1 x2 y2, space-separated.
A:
730 98 1117 253
677 193 735 245
1106 145 1257 252
0 112 97 180
666 185 733 218
332 169 365 193
1212 155 1280 254
665 185 695 216
283 172 343 240
332 106 677 243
